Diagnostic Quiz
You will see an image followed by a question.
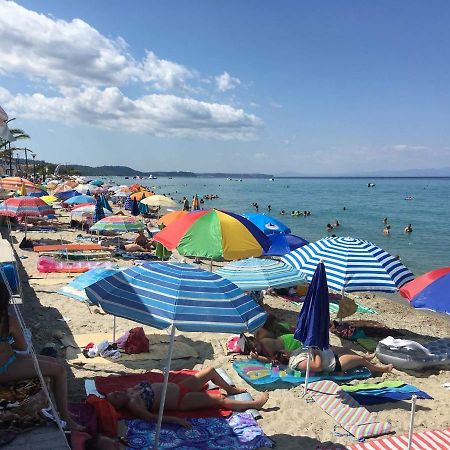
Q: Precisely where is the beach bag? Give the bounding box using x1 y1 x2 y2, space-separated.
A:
226 335 242 354
123 327 149 354
237 333 256 355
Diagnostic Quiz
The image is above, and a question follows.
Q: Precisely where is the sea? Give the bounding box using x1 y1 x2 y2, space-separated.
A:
103 176 449 277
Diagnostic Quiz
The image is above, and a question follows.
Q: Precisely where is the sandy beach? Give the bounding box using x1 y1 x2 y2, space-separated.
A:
5 209 450 450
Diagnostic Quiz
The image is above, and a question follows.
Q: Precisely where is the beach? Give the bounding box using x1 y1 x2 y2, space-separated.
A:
5 201 450 450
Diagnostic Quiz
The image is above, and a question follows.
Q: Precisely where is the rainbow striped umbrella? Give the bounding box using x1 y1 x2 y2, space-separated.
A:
0 177 41 193
153 209 270 260
0 196 55 217
90 215 146 233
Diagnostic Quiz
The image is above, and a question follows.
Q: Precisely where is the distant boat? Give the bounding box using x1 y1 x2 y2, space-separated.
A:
148 174 157 179
405 196 413 200
368 183 376 187
269 177 275 181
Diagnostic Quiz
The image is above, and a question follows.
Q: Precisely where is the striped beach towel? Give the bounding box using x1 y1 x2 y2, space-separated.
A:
347 428 450 449
308 380 393 440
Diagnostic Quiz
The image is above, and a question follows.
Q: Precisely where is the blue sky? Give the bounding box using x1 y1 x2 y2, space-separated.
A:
1 0 449 174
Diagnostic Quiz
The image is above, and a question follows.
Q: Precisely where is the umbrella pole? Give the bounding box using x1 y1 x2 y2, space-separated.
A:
303 348 311 397
210 257 213 272
24 215 28 241
339 287 345 323
154 324 176 450
112 316 116 342
407 395 417 450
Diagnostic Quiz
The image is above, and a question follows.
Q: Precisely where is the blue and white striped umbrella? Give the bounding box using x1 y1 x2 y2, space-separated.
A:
282 236 414 293
216 257 305 291
85 262 267 333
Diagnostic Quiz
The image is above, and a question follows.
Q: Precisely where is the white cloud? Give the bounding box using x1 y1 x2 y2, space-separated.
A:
391 144 427 152
215 72 241 92
254 152 269 160
269 101 282 109
0 1 193 90
0 87 261 140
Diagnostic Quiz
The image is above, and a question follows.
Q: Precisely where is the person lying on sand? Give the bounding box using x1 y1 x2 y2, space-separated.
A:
134 230 154 251
276 346 393 374
0 282 83 431
106 367 269 429
250 333 301 362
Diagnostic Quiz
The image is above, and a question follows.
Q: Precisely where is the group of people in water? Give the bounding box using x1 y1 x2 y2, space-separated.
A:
181 193 219 211
279 210 312 216
383 217 413 235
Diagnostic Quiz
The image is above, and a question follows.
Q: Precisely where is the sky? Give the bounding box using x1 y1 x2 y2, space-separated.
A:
0 0 450 175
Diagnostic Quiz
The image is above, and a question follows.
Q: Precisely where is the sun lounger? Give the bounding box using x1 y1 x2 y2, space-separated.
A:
233 359 371 387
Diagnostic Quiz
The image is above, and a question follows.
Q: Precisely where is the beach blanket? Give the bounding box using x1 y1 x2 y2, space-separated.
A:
233 360 371 387
125 413 274 450
95 370 232 419
115 250 157 260
346 427 450 449
341 381 432 405
34 243 104 252
356 338 379 352
308 380 393 440
67 332 198 366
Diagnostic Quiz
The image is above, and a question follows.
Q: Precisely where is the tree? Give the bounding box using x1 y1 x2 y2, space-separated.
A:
0 128 30 175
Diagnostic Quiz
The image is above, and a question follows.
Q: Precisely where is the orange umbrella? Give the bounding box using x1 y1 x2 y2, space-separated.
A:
0 177 40 193
157 210 189 226
130 191 154 201
53 181 78 194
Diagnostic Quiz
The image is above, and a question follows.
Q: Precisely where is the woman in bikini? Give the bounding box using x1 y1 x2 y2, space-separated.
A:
0 282 83 431
106 367 269 428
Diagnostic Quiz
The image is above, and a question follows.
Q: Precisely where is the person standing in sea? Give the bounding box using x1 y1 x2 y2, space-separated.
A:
182 197 190 211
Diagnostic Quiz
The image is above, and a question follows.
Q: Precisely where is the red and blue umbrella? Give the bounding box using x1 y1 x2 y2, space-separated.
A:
0 196 55 218
400 267 450 315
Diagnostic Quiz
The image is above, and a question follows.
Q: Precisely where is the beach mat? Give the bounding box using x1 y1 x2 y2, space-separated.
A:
125 413 274 450
308 380 393 440
233 360 371 386
95 370 231 419
357 338 379 352
344 320 403 338
346 427 450 449
33 243 104 252
67 333 198 365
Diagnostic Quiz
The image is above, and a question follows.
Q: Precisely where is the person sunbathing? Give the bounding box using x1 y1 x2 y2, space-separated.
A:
250 333 302 362
0 282 83 431
279 346 393 373
134 230 154 251
106 367 269 428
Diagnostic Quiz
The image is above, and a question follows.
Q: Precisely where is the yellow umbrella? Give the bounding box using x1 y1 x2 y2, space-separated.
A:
41 195 58 204
140 195 177 208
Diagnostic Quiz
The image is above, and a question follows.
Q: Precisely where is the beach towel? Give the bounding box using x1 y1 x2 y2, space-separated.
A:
233 360 371 387
125 413 274 450
341 381 432 405
280 296 377 315
308 380 393 440
116 250 157 260
346 427 450 449
356 338 378 352
95 370 232 419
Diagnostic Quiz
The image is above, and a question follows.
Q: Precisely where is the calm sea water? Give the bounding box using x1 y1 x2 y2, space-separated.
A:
104 176 450 276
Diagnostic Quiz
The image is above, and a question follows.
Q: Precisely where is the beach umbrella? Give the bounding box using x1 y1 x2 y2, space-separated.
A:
157 210 189 227
294 262 330 395
399 267 450 315
128 183 145 192
55 189 78 201
71 204 112 220
28 189 49 198
0 177 40 193
90 215 145 233
140 195 177 208
90 179 104 187
112 191 128 198
93 200 106 224
216 257 306 291
153 209 270 260
85 261 267 449
76 184 97 195
0 196 55 239
53 181 78 194
282 236 414 293
138 201 149 215
243 212 291 235
263 233 309 256
130 191 153 201
124 196 133 211
18 182 27 196
41 195 58 205
130 198 140 216
65 195 96 206
99 194 112 212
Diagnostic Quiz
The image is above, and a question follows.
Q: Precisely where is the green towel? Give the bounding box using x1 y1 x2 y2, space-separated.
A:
356 338 378 352
342 380 405 392
329 301 377 315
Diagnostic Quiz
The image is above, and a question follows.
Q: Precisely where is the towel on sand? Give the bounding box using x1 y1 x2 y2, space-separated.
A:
125 413 274 450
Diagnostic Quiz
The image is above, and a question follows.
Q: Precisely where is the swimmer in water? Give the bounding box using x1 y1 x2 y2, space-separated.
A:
404 224 413 233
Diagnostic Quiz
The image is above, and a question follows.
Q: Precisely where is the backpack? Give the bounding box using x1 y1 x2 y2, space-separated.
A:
123 327 149 354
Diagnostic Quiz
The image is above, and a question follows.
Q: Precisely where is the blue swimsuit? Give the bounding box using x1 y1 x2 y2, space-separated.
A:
139 382 155 411
0 335 16 374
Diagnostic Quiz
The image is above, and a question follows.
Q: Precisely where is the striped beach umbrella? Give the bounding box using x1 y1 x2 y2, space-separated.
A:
65 195 96 205
282 236 414 293
53 181 78 194
157 210 189 227
85 261 267 448
0 196 55 218
124 195 133 211
90 215 145 233
400 267 450 315
0 177 40 193
216 257 305 291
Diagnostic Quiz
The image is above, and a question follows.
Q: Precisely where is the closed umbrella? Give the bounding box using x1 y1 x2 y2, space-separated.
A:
243 212 291 234
153 209 270 261
124 196 133 211
216 257 305 291
99 194 112 212
85 261 267 449
138 201 149 215
400 267 450 315
294 261 330 394
131 198 140 216
93 199 106 224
